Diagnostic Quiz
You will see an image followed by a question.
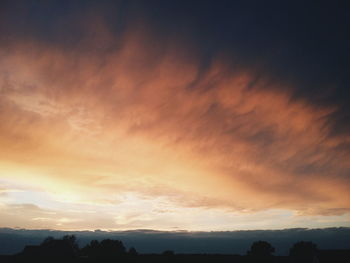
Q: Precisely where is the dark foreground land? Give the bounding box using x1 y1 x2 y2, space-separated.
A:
1 252 350 263
1 235 349 263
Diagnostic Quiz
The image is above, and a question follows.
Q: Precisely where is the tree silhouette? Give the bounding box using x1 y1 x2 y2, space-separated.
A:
41 236 55 246
128 247 138 256
62 235 79 250
32 235 79 258
247 241 275 257
100 239 126 256
40 235 79 250
289 241 318 263
247 241 275 263
81 240 100 258
81 239 126 259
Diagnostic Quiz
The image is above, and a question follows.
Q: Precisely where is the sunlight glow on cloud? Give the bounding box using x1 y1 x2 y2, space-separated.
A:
0 10 349 230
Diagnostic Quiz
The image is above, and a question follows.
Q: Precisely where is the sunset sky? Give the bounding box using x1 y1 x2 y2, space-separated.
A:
0 0 349 231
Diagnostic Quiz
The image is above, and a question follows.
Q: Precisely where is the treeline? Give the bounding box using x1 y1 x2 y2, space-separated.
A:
1 235 349 263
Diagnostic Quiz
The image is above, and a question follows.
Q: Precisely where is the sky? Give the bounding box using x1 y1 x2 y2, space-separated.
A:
0 0 349 231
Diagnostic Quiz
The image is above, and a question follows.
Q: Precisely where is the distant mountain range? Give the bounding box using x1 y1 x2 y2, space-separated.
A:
1 227 349 256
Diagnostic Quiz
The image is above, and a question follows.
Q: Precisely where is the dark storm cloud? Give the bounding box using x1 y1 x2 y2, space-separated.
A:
1 0 349 136
140 0 350 137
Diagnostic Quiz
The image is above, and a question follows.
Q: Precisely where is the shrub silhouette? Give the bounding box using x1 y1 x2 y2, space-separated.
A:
162 250 175 256
289 241 318 263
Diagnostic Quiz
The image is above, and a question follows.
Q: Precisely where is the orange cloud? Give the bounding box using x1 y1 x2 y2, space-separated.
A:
0 20 349 231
